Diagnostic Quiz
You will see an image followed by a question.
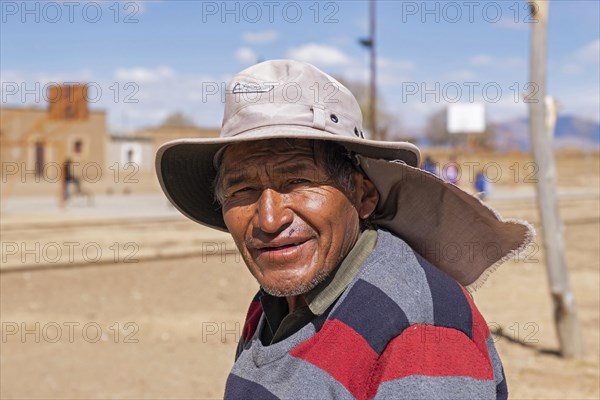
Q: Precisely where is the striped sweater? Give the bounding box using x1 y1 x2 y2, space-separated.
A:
225 230 507 400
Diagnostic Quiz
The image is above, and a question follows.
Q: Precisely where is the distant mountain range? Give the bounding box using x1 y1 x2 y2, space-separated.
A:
493 115 600 151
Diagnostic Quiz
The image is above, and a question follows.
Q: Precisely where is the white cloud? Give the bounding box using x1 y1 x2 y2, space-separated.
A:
469 54 493 66
4 66 227 132
328 35 355 48
235 47 257 65
552 88 600 123
242 31 279 44
574 39 600 63
108 67 227 130
561 39 600 75
335 55 414 87
1 69 99 106
469 55 524 69
2 69 96 86
377 58 414 71
287 43 351 66
502 57 525 68
487 95 528 123
446 70 477 81
562 63 584 75
114 66 174 83
355 16 368 32
128 0 149 13
338 64 369 84
377 58 415 86
105 0 149 14
494 16 529 31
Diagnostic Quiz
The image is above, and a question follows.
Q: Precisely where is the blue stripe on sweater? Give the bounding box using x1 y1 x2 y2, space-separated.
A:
414 252 473 339
224 374 278 400
496 366 508 400
330 279 410 355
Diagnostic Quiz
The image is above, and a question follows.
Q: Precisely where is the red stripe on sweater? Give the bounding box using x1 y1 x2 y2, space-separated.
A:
460 286 493 365
241 300 262 341
289 319 377 400
374 324 494 386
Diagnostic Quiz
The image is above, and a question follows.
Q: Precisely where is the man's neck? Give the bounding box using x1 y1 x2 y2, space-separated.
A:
283 229 376 314
286 295 307 313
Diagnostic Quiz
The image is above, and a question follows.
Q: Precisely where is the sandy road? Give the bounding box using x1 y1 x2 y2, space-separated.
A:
1 195 599 399
1 193 597 272
1 217 235 273
1 253 256 399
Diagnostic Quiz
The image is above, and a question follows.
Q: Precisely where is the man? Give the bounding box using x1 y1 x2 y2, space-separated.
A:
156 60 534 399
63 158 81 201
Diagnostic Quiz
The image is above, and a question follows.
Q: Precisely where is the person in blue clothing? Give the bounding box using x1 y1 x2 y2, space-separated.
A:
421 155 439 176
475 170 488 200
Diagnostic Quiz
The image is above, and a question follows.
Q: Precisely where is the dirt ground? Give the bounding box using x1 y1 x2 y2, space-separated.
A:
1 152 599 399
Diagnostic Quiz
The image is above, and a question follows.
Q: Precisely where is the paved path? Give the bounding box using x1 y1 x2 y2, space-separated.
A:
2 187 598 225
1 194 181 225
1 188 597 272
1 194 235 272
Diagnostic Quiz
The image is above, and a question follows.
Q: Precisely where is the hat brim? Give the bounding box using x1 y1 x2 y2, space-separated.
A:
156 127 534 289
357 156 534 289
156 125 419 230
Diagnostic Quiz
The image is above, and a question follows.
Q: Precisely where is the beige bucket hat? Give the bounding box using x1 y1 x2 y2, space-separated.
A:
156 59 534 289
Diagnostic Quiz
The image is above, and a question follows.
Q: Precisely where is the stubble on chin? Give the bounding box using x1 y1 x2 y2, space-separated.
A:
259 268 331 297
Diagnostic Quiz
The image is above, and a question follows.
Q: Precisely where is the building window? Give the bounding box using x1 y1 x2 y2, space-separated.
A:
74 140 83 154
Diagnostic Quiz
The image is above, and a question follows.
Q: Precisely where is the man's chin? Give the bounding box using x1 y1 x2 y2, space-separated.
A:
259 269 330 298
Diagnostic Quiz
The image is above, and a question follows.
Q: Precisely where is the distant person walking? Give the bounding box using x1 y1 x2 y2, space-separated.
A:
475 170 488 200
421 155 439 176
63 159 81 201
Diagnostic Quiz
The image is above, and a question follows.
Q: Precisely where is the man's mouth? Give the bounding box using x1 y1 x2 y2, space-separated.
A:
250 238 314 261
255 239 310 253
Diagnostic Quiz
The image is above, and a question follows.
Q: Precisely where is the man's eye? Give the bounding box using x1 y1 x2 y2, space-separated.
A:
287 179 310 186
231 187 256 196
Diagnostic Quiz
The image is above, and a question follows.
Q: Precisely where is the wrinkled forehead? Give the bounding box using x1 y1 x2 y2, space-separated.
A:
220 139 318 168
218 139 330 184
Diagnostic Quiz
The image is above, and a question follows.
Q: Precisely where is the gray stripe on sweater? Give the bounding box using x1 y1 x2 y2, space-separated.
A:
242 316 317 368
487 335 505 385
231 352 354 400
357 230 435 326
374 375 496 400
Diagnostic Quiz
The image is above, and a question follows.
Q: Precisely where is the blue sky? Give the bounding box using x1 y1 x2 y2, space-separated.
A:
1 0 599 135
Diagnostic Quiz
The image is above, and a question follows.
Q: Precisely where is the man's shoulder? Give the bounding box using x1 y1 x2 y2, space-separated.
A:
360 229 473 315
327 230 480 354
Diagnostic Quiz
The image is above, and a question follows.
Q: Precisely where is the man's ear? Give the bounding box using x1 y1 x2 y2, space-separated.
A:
355 173 379 219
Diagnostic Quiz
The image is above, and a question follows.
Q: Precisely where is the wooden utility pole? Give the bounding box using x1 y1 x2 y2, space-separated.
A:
528 0 584 358
369 0 377 140
358 1 378 140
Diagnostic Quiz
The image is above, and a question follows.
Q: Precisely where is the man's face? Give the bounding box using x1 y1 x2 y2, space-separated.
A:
219 140 378 297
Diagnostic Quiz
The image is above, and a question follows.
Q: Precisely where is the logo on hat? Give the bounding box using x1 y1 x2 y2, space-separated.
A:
232 82 275 94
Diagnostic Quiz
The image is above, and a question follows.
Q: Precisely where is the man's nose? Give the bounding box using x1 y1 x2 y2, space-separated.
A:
255 188 292 233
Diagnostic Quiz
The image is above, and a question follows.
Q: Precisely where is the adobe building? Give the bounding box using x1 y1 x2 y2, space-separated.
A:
1 84 107 198
1 85 220 201
107 113 219 194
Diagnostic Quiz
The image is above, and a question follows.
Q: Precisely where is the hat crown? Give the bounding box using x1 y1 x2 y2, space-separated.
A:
221 59 364 139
